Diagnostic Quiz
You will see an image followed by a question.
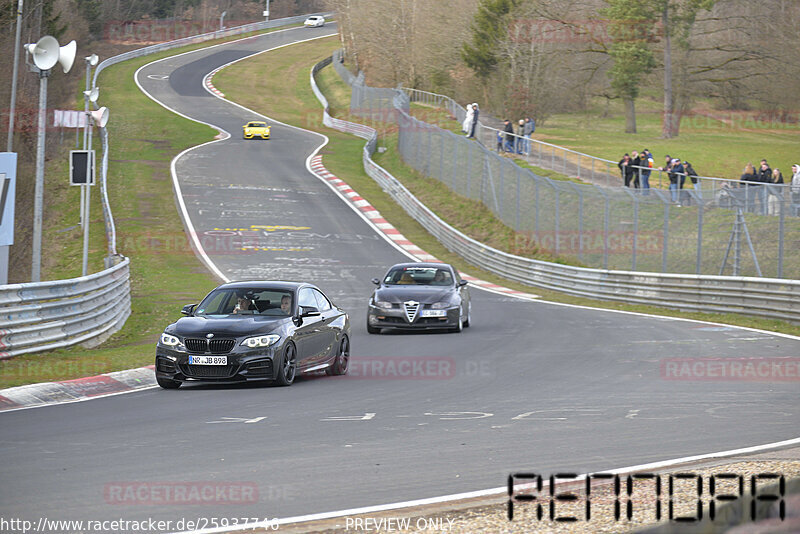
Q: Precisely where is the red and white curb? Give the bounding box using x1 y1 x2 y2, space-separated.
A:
0 366 157 413
308 155 539 300
204 67 226 97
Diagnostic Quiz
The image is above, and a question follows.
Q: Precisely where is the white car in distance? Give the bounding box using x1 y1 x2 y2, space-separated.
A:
304 15 325 28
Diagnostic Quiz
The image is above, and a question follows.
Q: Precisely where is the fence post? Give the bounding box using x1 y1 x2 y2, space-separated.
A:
603 191 610 269
662 201 670 273
452 139 458 190
516 166 521 231
467 140 472 197
696 194 704 275
500 160 505 221
535 179 540 236
778 193 785 278
426 127 432 175
554 185 560 257
578 187 584 263
439 130 444 181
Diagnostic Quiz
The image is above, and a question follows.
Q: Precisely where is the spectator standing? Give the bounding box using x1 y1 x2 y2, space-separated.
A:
496 131 504 152
684 161 699 204
753 159 772 214
640 149 653 193
791 163 800 215
740 163 759 212
671 159 686 204
523 117 535 156
516 119 526 154
630 151 642 188
618 153 633 187
468 103 479 138
503 119 515 152
462 104 474 135
767 168 784 215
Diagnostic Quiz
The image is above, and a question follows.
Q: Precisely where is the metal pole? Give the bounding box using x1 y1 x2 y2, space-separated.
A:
31 70 49 283
778 194 785 278
82 59 91 228
662 202 669 273
6 0 23 152
82 116 93 276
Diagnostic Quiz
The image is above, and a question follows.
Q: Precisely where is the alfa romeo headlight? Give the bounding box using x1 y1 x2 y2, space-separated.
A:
430 302 451 309
241 334 280 348
374 300 393 309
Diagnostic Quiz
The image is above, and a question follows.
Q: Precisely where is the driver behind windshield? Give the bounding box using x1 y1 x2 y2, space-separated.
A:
280 295 292 315
233 295 253 314
431 270 452 285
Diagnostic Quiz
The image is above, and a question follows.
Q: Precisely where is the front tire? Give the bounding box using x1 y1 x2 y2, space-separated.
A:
463 302 471 328
451 310 464 333
274 343 297 386
157 376 181 389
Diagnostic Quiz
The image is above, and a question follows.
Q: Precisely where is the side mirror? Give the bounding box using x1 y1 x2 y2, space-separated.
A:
371 277 381 285
300 306 321 317
458 280 468 287
181 304 197 316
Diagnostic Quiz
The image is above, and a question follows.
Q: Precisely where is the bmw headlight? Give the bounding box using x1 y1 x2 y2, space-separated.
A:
374 300 393 309
160 333 181 346
241 334 281 348
430 301 452 309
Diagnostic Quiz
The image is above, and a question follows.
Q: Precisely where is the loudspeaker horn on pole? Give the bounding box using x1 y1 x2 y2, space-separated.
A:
58 40 77 73
88 107 109 128
87 53 99 66
27 35 60 71
85 87 99 103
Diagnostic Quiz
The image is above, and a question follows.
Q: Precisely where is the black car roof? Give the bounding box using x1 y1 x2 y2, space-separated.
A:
215 281 313 291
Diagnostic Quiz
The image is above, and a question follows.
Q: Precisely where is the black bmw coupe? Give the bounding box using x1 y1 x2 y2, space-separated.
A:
367 263 471 333
155 281 351 388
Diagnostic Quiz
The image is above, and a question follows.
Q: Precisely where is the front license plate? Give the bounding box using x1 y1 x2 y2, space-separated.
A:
421 310 447 317
189 356 227 365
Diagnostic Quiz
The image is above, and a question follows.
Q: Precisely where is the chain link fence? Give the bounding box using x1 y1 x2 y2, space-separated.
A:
339 65 799 279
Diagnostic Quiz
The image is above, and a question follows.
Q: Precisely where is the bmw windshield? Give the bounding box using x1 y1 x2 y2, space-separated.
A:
195 288 293 317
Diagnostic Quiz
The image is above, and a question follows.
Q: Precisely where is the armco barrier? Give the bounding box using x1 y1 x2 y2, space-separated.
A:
0 257 131 359
312 54 800 323
0 15 323 359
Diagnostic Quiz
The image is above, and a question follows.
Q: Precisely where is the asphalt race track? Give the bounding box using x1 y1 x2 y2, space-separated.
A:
1 24 798 528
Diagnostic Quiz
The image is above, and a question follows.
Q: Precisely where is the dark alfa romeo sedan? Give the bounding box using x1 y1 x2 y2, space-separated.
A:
367 263 471 334
155 281 350 388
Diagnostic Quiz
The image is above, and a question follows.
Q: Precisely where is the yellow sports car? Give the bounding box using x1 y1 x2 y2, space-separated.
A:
243 121 271 140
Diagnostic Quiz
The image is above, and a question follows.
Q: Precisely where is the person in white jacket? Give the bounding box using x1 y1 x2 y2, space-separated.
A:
791 163 800 215
462 104 474 135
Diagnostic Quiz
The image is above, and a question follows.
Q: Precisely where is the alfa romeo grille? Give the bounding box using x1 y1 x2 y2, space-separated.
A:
403 301 420 323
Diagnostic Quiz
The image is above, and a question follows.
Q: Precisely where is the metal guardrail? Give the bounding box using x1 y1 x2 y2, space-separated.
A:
0 258 131 359
0 15 320 359
313 53 800 323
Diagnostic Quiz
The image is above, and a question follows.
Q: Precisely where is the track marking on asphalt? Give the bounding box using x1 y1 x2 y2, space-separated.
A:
320 413 376 421
424 411 493 420
206 416 267 424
